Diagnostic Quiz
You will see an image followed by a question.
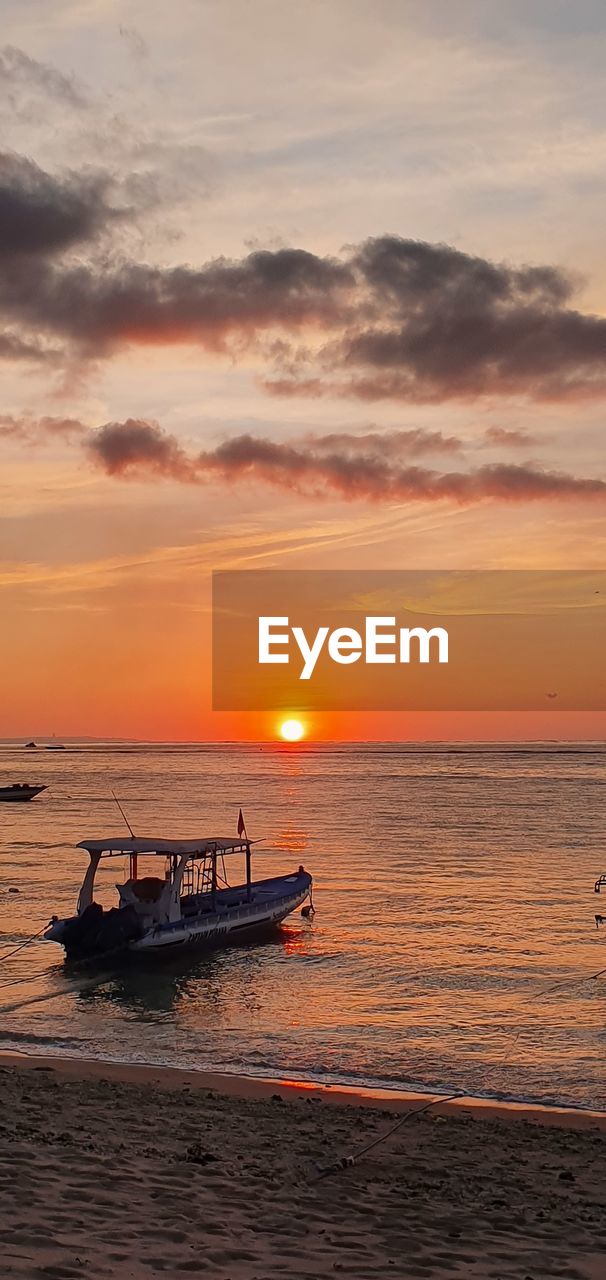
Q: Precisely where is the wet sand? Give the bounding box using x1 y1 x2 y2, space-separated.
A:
0 1053 605 1278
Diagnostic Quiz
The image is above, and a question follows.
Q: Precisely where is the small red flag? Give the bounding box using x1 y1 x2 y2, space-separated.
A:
237 808 246 837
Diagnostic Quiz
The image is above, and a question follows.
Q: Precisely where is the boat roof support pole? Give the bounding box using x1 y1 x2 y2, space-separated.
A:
77 850 102 914
246 841 252 901
168 854 190 922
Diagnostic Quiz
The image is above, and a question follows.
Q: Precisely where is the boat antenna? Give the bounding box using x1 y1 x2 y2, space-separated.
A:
112 790 135 838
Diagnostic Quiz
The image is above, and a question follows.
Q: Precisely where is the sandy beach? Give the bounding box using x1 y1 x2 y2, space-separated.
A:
0 1055 604 1279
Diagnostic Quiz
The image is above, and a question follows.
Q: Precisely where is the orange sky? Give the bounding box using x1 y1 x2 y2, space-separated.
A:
1 4 606 741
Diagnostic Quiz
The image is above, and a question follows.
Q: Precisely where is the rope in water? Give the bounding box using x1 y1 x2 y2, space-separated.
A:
0 923 113 1003
0 924 48 964
0 975 104 1014
519 961 606 1003
0 969 50 992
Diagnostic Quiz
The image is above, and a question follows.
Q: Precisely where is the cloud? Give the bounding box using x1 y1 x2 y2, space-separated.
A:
0 45 88 111
0 330 59 362
85 418 606 505
118 26 150 62
0 47 215 229
3 411 604 505
0 152 127 259
0 414 87 443
5 234 606 402
87 418 195 479
482 425 545 448
303 427 463 457
0 246 352 357
266 236 606 403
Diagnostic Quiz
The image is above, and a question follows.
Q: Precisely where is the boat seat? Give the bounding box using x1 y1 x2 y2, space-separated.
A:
117 877 166 907
130 876 165 903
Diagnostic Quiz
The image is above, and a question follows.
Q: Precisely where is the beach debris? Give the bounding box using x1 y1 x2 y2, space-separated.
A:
184 1142 218 1165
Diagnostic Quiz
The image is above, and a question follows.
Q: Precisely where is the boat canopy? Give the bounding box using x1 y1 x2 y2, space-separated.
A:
76 836 250 856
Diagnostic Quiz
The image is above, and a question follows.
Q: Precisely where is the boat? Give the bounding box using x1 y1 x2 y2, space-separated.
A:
24 741 37 749
44 834 313 960
0 783 47 802
46 744 65 751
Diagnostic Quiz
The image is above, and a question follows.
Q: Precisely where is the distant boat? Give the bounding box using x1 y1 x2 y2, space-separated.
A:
44 833 313 961
45 744 66 751
24 741 37 749
0 783 46 802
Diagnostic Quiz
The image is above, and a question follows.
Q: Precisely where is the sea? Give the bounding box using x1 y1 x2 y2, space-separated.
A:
0 741 605 1111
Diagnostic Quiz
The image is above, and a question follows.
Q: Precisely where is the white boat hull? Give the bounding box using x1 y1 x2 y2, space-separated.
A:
133 881 310 951
45 871 313 961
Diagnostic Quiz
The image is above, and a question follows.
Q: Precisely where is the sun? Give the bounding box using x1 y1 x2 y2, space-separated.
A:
279 718 305 742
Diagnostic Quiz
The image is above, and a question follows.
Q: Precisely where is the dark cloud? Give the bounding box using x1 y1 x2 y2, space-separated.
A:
352 236 573 309
0 153 124 259
4 234 606 402
0 247 352 355
85 418 606 505
267 237 606 402
87 419 195 479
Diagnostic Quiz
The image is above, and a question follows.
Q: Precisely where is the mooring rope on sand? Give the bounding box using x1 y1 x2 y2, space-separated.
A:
313 1091 464 1181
